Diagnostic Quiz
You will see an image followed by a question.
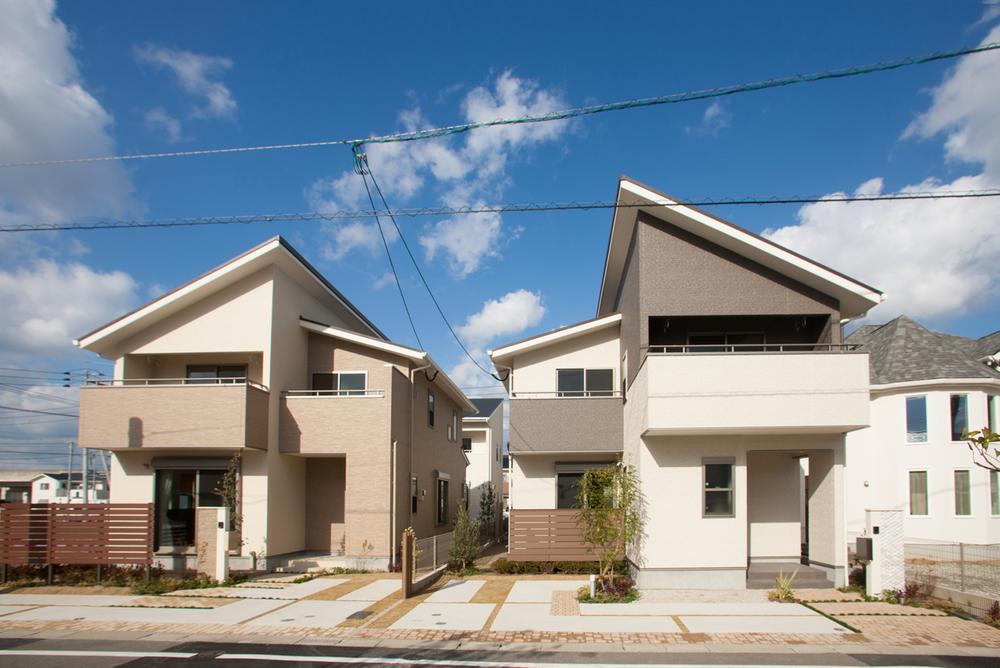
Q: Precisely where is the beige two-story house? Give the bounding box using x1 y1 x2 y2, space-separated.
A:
76 237 474 571
491 176 883 589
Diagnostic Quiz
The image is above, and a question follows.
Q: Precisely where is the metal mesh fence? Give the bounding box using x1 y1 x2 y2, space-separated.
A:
905 542 1000 615
414 531 453 574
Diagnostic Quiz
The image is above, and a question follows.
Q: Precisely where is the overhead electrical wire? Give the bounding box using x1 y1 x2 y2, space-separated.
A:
2 189 998 234
363 155 508 383
355 150 424 350
1 41 998 169
0 405 79 418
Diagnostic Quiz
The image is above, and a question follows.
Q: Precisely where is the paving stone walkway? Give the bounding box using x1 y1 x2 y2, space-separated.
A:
0 574 997 652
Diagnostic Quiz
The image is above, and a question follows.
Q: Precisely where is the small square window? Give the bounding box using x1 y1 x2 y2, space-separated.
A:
461 438 472 452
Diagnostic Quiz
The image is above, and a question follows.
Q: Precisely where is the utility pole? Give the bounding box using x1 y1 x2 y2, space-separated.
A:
66 441 74 503
82 447 90 504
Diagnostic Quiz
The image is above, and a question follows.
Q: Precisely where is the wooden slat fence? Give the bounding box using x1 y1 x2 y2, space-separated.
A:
507 509 596 562
0 503 153 568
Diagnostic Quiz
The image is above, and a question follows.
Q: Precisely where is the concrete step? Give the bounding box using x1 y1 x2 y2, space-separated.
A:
747 563 833 589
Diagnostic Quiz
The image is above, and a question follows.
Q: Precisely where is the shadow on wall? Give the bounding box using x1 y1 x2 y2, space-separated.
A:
128 417 143 448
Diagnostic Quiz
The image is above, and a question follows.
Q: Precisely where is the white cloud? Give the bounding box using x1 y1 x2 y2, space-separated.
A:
372 271 397 291
0 0 137 228
0 260 139 357
686 101 732 136
143 107 183 142
135 44 236 119
307 71 568 277
457 289 546 349
763 26 1000 322
447 289 546 393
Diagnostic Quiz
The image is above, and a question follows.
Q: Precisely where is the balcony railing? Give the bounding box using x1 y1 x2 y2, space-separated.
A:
86 377 268 391
647 343 859 354
511 390 623 399
282 389 385 398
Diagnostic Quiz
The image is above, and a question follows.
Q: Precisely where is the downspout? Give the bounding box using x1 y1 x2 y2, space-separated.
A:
409 358 433 534
491 359 513 545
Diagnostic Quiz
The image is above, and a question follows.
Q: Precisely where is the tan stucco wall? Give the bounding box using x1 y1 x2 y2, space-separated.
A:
509 453 617 510
305 458 346 552
509 326 620 397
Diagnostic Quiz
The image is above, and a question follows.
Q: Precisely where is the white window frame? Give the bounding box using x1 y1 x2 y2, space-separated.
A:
908 469 929 517
953 469 972 517
950 393 969 442
990 470 1000 517
904 394 928 444
310 370 368 396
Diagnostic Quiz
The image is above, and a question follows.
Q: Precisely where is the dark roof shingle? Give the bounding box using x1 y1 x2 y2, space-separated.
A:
464 397 504 418
845 316 1000 384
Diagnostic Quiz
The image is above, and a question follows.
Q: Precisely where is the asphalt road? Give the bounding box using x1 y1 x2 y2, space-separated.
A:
0 637 997 667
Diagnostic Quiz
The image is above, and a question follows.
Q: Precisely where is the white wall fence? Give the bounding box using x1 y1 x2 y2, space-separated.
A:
905 542 1000 616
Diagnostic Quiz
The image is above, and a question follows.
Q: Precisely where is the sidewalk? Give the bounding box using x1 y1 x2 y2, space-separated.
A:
0 574 997 657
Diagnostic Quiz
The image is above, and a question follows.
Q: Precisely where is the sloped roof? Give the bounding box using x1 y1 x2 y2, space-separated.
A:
598 176 883 319
845 316 1000 385
464 397 503 419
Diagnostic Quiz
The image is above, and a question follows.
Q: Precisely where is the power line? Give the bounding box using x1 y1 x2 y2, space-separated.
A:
2 189 998 234
0 384 79 407
364 159 506 383
2 41 998 169
0 405 79 418
355 150 423 350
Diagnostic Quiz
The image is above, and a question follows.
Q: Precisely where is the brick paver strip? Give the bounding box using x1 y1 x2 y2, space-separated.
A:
796 589 865 602
815 602 948 616
551 590 579 616
469 578 515 604
303 574 384 601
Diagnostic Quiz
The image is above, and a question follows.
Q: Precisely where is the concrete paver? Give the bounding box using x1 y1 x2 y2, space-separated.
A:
390 603 495 631
337 579 401 602
505 580 588 603
580 602 821 616
491 602 681 633
0 594 139 607
166 577 346 600
681 614 851 634
813 601 947 616
3 598 286 624
244 600 370 628
425 580 485 603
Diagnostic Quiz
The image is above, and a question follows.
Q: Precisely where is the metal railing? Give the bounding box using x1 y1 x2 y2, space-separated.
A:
905 542 1000 615
646 343 859 354
511 390 623 398
85 377 269 391
414 531 453 573
282 389 385 398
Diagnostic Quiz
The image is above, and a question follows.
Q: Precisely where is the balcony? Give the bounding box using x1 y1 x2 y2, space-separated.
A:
279 390 389 455
642 345 870 434
508 393 623 454
78 378 269 450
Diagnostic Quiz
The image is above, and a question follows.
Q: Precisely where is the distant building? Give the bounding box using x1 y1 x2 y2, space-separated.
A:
0 470 42 504
845 316 999 544
30 472 110 504
461 398 504 536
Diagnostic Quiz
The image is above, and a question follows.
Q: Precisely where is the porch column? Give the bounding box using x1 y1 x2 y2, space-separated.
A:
807 445 847 586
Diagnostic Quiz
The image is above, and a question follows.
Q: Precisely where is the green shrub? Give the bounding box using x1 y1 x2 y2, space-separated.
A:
768 569 798 602
449 503 481 571
576 575 639 603
491 558 625 575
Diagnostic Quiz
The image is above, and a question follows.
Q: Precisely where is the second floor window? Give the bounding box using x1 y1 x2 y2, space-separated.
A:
557 368 614 397
989 395 998 433
461 438 472 452
428 390 435 427
905 396 928 443
311 372 366 395
950 394 968 441
39 482 49 490
909 471 928 515
187 364 247 384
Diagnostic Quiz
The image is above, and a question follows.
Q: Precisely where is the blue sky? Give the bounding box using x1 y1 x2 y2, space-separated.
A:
1 1 999 468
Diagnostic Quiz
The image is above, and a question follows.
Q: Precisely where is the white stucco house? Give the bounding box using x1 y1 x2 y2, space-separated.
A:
461 398 504 538
490 176 883 590
845 316 1000 545
30 473 109 504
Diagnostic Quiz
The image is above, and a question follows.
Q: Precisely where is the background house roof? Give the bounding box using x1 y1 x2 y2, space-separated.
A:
464 397 503 419
846 316 1000 385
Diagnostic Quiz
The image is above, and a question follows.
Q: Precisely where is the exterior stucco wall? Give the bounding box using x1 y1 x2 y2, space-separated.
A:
508 326 621 397
508 397 623 453
845 385 1000 544
305 458 346 552
636 211 841 327
637 434 844 577
509 453 617 510
747 452 802 560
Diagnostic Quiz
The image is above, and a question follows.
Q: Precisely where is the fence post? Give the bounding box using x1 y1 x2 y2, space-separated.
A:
45 505 54 585
959 542 966 592
433 535 438 570
401 528 415 599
